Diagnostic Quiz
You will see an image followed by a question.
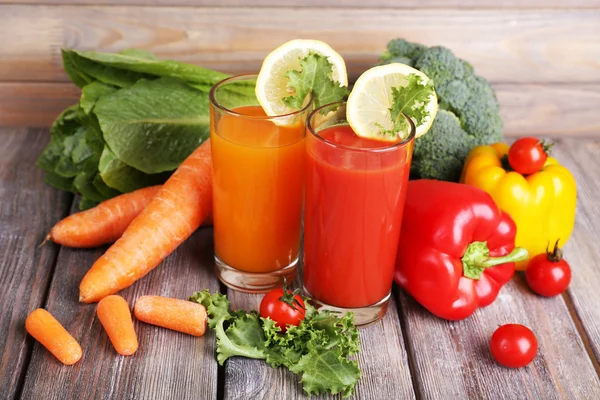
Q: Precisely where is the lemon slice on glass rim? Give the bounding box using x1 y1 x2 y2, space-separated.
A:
255 39 348 117
347 63 438 141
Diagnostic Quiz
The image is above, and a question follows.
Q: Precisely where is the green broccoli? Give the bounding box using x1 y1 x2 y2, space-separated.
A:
380 39 503 181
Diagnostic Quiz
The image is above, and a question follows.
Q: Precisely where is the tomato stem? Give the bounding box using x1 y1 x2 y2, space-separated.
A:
546 239 563 262
279 277 305 312
540 139 554 155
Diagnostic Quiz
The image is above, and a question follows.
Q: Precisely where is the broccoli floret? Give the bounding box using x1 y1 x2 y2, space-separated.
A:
380 39 503 181
379 39 427 67
411 110 476 182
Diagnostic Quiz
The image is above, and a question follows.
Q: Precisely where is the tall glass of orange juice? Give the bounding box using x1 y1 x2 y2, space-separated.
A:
209 75 311 292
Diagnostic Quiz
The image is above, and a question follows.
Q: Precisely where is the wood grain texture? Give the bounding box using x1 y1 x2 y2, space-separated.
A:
0 5 599 84
0 128 72 399
552 139 600 363
0 82 79 128
396 276 600 399
225 279 416 399
2 0 599 7
3 82 598 138
20 226 220 400
498 84 600 137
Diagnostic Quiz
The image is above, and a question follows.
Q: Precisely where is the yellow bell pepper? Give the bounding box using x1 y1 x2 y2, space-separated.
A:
461 143 576 270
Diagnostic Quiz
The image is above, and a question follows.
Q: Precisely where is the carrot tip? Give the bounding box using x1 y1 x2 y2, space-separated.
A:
38 234 50 248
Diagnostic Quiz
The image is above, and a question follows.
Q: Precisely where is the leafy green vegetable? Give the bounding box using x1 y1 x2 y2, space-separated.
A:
95 77 210 174
380 39 503 181
283 52 349 110
38 48 244 208
384 73 435 139
98 146 169 193
80 82 117 114
64 49 230 88
190 290 361 397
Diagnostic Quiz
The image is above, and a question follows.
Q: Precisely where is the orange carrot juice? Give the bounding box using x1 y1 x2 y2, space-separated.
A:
210 105 306 274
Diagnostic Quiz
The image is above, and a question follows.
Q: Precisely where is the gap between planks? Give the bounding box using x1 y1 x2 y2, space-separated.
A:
562 290 600 378
393 285 423 400
12 194 76 400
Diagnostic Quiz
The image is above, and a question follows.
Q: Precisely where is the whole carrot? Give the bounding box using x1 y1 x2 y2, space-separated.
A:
79 140 212 303
25 309 82 365
47 185 161 248
134 295 207 336
97 295 138 356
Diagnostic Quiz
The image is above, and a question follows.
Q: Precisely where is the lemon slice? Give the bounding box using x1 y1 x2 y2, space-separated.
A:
256 39 348 116
347 63 438 141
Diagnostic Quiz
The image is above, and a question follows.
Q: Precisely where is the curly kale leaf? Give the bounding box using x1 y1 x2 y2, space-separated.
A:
190 290 361 397
283 52 349 110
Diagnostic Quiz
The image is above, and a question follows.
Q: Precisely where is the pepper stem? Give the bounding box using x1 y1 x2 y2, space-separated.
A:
462 241 529 280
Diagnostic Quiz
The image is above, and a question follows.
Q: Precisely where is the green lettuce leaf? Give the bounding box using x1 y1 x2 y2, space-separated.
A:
37 105 81 173
94 77 210 174
283 52 349 109
80 82 117 114
98 146 169 193
189 290 361 397
66 49 229 87
62 49 152 88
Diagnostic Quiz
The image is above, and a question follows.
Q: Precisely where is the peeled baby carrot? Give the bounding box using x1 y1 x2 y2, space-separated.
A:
79 140 212 303
134 296 207 337
47 185 161 248
97 295 138 356
25 309 82 365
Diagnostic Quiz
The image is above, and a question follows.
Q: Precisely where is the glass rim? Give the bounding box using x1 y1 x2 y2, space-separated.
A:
307 101 416 153
208 73 313 119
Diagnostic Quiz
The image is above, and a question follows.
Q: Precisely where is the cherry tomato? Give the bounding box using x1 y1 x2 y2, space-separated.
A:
508 137 551 175
490 324 538 368
259 280 305 332
526 241 571 297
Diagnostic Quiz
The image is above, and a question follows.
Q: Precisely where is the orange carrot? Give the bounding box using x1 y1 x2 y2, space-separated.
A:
79 140 212 303
134 295 207 336
25 309 82 365
47 185 161 248
97 295 138 356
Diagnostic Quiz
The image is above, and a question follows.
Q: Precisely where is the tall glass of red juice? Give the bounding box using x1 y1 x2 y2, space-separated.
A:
303 101 415 326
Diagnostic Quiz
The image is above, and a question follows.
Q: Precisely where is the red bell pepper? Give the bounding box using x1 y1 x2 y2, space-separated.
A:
394 180 528 320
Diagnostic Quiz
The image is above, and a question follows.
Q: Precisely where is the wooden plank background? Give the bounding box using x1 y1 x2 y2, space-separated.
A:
0 129 73 400
0 2 599 135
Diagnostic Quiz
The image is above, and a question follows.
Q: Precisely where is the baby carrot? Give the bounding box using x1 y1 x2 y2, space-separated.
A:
79 140 212 303
25 309 82 365
97 295 138 356
134 296 207 337
47 185 161 248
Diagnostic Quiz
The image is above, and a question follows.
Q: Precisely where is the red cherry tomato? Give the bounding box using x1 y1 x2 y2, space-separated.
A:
490 324 538 368
526 241 571 297
508 137 550 175
259 281 305 332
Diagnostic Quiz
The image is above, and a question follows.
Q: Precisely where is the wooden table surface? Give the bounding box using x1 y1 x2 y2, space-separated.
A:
1 126 599 399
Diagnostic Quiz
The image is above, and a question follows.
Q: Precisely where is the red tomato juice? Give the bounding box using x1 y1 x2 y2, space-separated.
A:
303 124 413 308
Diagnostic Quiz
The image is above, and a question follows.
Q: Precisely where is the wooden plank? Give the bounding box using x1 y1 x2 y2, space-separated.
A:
225 281 416 399
0 6 598 84
1 0 599 8
396 168 600 400
497 84 600 137
2 82 599 138
0 127 72 399
552 139 600 363
0 82 79 128
20 225 221 400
